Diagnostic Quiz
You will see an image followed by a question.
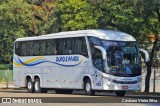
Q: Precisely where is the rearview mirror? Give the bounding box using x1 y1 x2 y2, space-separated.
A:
94 46 108 71
140 49 150 62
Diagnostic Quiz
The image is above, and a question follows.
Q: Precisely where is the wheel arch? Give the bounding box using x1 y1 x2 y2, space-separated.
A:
83 76 92 89
34 74 41 86
25 75 32 87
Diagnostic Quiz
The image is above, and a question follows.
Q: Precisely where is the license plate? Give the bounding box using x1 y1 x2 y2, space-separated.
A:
122 86 128 89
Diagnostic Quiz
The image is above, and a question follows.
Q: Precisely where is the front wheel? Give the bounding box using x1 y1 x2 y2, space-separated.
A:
115 91 126 97
84 79 95 96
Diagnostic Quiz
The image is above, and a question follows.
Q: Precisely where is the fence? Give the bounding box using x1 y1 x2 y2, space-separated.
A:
0 70 13 83
141 67 160 93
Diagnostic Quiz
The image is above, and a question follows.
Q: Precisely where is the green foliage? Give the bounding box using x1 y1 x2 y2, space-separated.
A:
55 0 102 31
0 70 13 82
92 0 145 39
28 0 56 35
0 64 12 70
0 0 34 63
0 0 160 67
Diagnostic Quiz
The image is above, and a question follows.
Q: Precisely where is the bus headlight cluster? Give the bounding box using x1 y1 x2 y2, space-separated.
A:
137 77 142 82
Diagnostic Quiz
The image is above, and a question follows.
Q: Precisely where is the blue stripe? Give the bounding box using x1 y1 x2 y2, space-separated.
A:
14 56 81 67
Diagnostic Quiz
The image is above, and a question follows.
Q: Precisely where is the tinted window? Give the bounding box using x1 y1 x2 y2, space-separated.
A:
15 37 88 57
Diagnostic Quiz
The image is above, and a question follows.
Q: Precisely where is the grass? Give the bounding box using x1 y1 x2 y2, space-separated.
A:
0 70 13 82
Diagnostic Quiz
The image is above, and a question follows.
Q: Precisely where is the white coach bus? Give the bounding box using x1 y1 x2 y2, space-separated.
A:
13 29 148 96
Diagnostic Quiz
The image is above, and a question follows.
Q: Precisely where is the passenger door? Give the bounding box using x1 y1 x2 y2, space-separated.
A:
92 48 103 90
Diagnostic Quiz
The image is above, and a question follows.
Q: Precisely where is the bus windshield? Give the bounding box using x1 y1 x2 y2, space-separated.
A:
89 37 141 77
102 41 141 77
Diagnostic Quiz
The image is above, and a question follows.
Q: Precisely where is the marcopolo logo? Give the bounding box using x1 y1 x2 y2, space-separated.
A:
56 56 79 62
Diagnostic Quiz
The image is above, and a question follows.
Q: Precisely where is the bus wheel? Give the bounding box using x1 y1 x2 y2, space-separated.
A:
84 79 95 96
27 79 34 93
115 91 126 97
34 78 47 93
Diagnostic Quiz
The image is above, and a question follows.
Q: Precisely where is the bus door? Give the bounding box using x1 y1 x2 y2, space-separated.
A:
92 48 103 89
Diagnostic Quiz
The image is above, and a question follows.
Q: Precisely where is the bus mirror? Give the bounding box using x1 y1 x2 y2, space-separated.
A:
94 46 106 59
103 59 108 71
94 46 109 71
140 49 150 62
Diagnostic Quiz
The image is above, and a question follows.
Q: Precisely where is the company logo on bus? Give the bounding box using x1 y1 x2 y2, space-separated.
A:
56 56 79 62
14 55 82 67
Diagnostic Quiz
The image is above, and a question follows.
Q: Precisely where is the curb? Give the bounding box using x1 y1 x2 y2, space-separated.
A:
0 88 24 90
0 84 20 89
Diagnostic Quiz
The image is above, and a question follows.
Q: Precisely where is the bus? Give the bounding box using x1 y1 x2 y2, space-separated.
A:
13 29 148 96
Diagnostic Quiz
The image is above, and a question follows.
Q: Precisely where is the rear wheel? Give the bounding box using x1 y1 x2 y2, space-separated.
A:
34 78 47 93
115 91 126 97
27 79 34 93
84 79 95 95
34 78 41 93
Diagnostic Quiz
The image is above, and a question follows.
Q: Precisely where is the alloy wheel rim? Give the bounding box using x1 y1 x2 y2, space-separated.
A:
86 82 91 92
35 81 39 91
28 82 32 90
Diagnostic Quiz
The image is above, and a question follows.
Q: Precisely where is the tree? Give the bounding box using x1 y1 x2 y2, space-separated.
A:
135 0 160 92
26 0 57 35
0 0 34 63
0 0 57 64
55 0 102 31
91 0 160 92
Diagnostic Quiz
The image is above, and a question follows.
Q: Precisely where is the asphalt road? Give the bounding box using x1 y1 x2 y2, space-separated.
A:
0 89 160 106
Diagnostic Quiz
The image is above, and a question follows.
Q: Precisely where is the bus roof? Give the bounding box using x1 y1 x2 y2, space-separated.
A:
15 29 136 42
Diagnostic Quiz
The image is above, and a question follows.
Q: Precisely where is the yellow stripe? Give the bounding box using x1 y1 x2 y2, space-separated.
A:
13 62 23 66
23 56 44 64
13 56 44 66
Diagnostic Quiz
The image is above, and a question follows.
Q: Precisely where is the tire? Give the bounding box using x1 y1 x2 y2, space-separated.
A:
84 79 95 96
27 79 34 93
34 78 47 93
115 91 126 97
55 89 73 94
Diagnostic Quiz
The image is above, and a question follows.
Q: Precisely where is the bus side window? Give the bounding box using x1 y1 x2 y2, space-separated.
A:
21 42 27 56
45 41 51 55
63 39 68 54
51 40 57 55
55 41 59 55
39 40 45 56
26 41 30 56
74 37 88 57
56 39 63 55
75 38 81 54
92 48 103 71
81 38 88 57
67 38 73 54
29 41 34 56
70 38 75 54
33 41 40 56
15 42 21 56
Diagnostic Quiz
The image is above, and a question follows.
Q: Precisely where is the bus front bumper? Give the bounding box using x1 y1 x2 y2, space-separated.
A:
102 82 141 91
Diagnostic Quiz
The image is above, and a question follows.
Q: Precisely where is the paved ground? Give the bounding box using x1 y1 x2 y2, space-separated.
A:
0 89 160 106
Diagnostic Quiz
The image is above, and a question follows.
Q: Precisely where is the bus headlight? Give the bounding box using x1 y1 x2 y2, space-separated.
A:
137 77 142 82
